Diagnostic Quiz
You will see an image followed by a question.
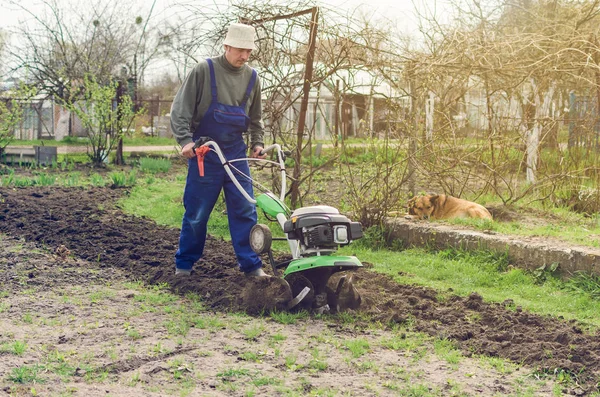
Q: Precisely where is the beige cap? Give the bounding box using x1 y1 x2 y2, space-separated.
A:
223 23 257 50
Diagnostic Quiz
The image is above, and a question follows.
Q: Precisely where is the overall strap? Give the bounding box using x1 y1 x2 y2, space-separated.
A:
206 58 218 102
241 69 257 107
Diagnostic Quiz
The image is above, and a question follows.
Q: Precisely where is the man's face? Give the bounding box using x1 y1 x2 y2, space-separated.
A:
225 45 252 67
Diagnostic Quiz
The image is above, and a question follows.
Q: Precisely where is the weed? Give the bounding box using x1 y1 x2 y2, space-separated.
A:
125 326 142 340
217 367 251 378
133 287 178 306
21 313 33 324
13 176 35 187
532 262 561 284
308 347 328 372
34 173 56 186
270 333 286 343
63 172 81 187
168 358 192 380
7 365 45 384
193 316 226 332
242 323 265 341
434 338 462 365
109 171 127 187
355 361 378 373
252 376 281 387
270 310 308 325
564 271 600 299
128 371 142 386
126 170 137 186
240 351 260 362
343 338 370 358
478 355 517 374
164 318 191 337
45 350 77 378
0 340 27 355
89 173 105 187
353 225 389 251
284 354 301 371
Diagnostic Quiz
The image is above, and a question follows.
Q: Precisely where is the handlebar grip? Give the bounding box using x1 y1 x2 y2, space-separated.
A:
193 136 211 149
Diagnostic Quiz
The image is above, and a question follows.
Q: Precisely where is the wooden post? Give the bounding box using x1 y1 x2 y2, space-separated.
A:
114 80 125 165
290 6 319 208
406 61 417 196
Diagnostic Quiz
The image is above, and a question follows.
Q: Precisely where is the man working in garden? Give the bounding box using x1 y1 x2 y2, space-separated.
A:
170 22 268 278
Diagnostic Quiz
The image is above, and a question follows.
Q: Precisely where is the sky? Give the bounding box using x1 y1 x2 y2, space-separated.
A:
0 0 452 82
0 0 447 31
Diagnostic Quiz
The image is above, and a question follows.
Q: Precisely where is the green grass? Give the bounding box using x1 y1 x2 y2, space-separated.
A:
138 157 172 173
7 364 45 384
340 245 600 329
448 209 600 249
118 178 187 228
343 338 370 358
433 338 462 365
0 340 27 355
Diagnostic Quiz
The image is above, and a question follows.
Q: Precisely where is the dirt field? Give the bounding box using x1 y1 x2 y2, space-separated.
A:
0 186 599 396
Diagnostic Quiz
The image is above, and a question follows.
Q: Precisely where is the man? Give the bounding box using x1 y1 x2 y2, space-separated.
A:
170 22 268 278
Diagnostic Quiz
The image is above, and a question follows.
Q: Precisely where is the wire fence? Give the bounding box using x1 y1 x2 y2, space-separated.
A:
5 96 174 141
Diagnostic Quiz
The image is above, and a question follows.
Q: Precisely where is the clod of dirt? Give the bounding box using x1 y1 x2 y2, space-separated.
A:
239 277 293 314
326 271 362 312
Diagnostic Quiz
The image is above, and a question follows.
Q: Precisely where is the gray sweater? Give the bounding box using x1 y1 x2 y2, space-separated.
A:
170 54 264 149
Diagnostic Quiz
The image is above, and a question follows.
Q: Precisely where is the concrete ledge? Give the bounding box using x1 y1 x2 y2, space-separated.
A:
384 218 600 277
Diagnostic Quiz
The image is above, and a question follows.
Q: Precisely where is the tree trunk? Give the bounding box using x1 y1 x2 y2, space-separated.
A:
527 80 556 183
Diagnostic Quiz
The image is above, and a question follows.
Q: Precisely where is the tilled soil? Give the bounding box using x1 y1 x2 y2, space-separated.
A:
1 186 600 392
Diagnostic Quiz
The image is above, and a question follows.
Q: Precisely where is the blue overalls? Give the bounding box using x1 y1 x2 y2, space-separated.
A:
175 58 262 274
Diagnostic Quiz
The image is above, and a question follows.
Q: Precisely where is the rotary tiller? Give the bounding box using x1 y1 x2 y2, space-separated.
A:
193 137 364 313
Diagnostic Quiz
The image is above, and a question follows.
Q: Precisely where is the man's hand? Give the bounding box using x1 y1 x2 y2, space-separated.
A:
181 142 196 159
250 146 267 159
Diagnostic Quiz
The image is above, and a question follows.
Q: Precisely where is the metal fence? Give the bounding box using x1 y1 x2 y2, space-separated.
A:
6 96 174 141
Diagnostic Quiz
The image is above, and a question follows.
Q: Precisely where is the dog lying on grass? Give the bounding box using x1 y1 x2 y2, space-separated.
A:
406 194 493 220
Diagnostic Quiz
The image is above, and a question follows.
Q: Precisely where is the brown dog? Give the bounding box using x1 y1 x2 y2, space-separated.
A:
407 194 493 220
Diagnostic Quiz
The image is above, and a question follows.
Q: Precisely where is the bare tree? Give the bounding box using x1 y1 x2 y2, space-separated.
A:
5 0 163 105
399 0 600 211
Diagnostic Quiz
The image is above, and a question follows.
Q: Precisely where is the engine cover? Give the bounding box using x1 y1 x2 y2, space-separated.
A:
305 225 335 248
283 206 363 249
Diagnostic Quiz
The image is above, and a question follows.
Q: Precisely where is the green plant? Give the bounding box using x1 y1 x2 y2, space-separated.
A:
64 75 141 165
0 84 32 153
269 310 309 325
13 176 35 187
34 173 56 186
139 157 172 174
308 347 328 371
564 271 600 299
109 172 127 187
242 324 265 340
433 338 461 365
89 173 105 187
284 354 301 371
343 339 370 358
532 262 560 284
0 340 27 355
63 173 81 187
7 365 45 384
